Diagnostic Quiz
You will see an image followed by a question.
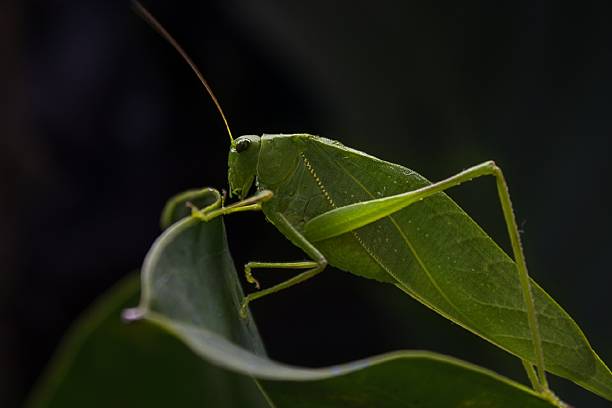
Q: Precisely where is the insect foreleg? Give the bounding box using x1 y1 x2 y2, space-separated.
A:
240 212 327 318
191 189 273 222
305 161 548 393
161 187 222 229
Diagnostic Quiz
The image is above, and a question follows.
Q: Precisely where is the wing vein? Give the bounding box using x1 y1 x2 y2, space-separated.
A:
311 144 478 328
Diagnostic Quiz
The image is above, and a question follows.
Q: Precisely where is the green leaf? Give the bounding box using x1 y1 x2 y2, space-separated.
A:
25 275 269 408
125 188 558 407
25 188 562 407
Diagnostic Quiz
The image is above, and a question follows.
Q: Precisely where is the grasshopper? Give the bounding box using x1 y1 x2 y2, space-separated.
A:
133 2 612 401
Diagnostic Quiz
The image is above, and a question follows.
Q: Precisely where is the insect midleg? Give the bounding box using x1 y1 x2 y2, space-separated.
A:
244 261 319 289
240 212 327 318
306 160 548 393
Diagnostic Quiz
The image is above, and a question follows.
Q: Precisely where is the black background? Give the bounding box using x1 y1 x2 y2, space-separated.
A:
2 0 611 406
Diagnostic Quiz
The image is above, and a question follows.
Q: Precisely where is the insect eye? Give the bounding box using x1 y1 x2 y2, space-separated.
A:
235 139 251 153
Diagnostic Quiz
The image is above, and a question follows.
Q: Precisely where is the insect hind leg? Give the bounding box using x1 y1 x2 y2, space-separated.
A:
303 160 548 393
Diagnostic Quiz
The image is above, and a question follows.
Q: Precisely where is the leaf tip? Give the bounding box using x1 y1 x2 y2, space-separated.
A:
121 307 146 323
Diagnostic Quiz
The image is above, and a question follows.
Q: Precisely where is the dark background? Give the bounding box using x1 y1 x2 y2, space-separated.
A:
2 0 611 406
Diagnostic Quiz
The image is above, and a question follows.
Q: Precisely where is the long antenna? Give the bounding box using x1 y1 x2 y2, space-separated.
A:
132 0 235 145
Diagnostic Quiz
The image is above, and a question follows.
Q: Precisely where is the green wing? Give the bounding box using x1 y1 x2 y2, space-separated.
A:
257 134 612 401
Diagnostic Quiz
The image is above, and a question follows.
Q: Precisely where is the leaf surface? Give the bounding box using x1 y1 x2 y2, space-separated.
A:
26 188 561 407
131 188 558 407
26 275 269 408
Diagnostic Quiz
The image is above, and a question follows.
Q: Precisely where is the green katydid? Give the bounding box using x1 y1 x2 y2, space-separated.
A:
134 2 612 403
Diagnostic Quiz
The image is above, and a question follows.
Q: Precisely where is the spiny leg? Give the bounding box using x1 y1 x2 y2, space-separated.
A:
191 189 273 222
240 263 325 318
420 162 548 392
161 187 222 229
304 161 548 393
244 261 319 289
240 212 327 318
